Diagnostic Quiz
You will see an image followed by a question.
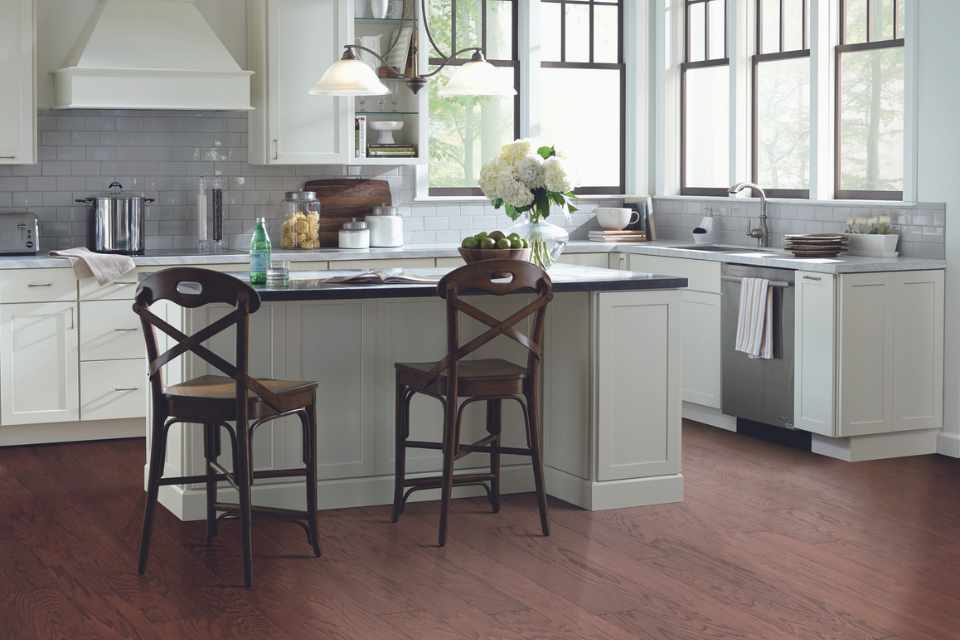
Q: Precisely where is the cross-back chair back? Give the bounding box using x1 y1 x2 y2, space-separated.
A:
432 259 553 397
133 267 283 414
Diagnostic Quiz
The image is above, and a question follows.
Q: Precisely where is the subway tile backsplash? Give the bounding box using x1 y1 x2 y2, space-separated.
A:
0 110 601 251
652 197 947 259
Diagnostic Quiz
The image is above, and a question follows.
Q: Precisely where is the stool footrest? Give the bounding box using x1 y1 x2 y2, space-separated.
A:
214 502 312 520
403 472 495 489
157 467 307 487
402 439 533 458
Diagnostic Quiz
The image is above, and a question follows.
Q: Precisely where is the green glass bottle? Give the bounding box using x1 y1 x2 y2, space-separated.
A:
249 217 271 285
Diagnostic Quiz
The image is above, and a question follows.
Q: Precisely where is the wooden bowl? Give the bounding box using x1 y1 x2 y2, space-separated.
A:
458 247 532 264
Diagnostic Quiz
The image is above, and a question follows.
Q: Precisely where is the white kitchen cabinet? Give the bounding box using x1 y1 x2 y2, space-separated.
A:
0 0 35 165
558 253 611 268
625 254 723 410
596 291 682 482
678 290 722 408
0 302 79 425
795 270 944 438
247 0 351 164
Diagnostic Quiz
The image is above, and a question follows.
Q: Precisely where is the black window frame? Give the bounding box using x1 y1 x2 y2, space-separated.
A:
681 0 731 196
428 0 521 198
751 0 811 199
540 0 626 196
834 0 905 201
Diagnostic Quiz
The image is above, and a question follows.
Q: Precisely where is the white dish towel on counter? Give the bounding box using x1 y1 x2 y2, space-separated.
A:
48 247 136 286
735 277 774 360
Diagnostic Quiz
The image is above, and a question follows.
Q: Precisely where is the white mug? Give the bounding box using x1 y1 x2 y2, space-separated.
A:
596 207 640 230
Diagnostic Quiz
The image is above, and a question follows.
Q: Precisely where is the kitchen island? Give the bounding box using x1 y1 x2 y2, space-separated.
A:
152 264 688 520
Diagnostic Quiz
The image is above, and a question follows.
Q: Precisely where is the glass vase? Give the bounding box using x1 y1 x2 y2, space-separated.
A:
510 215 569 270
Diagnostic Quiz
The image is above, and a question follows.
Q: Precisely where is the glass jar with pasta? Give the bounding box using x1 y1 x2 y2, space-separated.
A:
279 191 321 249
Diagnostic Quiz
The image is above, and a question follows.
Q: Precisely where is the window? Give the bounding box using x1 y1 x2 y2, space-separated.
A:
835 0 905 199
752 0 810 198
681 0 729 195
539 0 625 194
428 0 519 196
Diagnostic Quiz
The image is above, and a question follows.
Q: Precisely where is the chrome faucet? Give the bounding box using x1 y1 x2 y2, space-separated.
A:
729 181 769 248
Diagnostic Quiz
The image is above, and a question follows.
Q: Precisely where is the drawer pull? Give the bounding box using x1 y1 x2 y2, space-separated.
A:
0 155 15 160
113 387 139 392
114 328 139 332
802 275 822 282
28 282 53 287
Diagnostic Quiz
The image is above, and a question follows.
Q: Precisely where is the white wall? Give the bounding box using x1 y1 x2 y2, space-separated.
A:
35 0 248 109
916 0 960 457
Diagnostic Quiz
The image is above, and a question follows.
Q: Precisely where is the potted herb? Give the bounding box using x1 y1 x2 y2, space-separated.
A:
478 139 578 269
845 215 900 257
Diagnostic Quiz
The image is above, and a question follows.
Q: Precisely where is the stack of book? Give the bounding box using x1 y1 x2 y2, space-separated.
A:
588 229 647 243
367 143 418 158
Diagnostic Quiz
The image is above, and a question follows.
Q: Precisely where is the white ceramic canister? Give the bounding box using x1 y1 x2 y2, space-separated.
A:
366 206 404 247
339 218 371 249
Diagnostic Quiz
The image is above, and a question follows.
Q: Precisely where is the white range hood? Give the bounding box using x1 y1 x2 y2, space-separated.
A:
54 0 252 110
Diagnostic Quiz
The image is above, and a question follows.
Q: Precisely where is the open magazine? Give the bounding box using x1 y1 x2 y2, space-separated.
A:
306 268 440 285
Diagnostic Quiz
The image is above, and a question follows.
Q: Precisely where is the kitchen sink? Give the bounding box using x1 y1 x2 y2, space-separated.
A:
673 245 771 253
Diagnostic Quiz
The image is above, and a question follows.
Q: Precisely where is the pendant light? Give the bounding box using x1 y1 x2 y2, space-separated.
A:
309 0 516 98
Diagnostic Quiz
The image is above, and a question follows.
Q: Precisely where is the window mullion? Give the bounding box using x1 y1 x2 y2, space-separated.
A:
520 0 537 140
810 0 834 200
730 0 750 190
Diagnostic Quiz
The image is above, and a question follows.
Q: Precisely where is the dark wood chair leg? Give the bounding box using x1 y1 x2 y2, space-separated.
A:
392 380 410 523
204 422 219 540
138 416 169 575
438 400 457 547
486 399 502 513
302 403 321 557
235 419 254 588
524 393 550 536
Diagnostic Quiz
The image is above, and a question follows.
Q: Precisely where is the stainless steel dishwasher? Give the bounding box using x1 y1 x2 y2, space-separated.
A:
721 263 796 429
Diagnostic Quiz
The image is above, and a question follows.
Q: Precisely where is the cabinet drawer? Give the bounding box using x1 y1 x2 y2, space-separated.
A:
627 255 721 293
0 269 76 303
80 300 143 361
78 276 140 301
81 360 146 421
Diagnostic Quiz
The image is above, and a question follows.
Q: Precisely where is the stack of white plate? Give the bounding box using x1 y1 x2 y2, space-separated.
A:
784 233 848 257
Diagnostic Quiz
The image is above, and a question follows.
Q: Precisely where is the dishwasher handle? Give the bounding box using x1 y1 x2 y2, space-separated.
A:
721 275 793 288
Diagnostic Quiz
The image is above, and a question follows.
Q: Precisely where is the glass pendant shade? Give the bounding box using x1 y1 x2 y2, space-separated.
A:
309 58 390 96
438 57 517 97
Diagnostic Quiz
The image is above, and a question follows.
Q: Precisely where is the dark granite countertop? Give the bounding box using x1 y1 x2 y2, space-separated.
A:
241 264 688 302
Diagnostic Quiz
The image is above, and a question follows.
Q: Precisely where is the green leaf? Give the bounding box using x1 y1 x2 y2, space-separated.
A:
492 198 504 209
567 204 578 214
537 145 556 160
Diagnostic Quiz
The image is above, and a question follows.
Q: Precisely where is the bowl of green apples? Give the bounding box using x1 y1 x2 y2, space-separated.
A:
459 230 531 264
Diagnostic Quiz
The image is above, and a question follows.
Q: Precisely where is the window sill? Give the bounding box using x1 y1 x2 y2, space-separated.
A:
654 194 922 208
413 193 628 204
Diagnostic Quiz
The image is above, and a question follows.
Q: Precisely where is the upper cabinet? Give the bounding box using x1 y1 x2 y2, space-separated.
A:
247 0 352 164
247 0 426 165
0 0 36 165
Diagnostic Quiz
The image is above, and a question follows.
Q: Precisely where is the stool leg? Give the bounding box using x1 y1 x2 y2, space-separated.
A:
138 415 169 575
204 422 219 540
301 403 321 557
438 399 456 547
525 393 550 537
392 381 410 523
235 418 254 588
486 399 502 514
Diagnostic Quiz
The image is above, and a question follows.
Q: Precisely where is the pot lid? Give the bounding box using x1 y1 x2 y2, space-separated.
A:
79 181 154 203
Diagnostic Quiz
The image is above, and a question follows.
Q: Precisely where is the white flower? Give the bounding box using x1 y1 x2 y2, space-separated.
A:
498 139 533 166
479 161 502 200
517 155 545 189
543 156 572 193
502 180 534 208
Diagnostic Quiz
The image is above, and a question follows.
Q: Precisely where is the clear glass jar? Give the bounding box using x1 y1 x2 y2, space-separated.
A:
280 191 321 249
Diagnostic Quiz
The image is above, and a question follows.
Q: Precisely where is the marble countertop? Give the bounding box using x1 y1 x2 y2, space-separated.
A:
0 240 945 274
239 265 688 301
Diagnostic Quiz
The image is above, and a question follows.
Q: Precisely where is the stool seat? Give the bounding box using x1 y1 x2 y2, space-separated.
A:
396 358 527 396
165 374 317 419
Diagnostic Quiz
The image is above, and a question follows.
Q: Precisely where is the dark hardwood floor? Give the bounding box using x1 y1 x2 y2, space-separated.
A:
2 421 960 639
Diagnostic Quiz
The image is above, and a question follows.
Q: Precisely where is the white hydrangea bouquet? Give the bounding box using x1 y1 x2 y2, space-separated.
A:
479 139 578 268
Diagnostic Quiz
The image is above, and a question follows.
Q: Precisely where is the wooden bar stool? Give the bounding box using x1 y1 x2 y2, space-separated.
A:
133 267 321 588
391 260 554 546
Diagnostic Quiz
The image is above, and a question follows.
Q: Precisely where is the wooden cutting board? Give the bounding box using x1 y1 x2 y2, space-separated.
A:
302 179 392 247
